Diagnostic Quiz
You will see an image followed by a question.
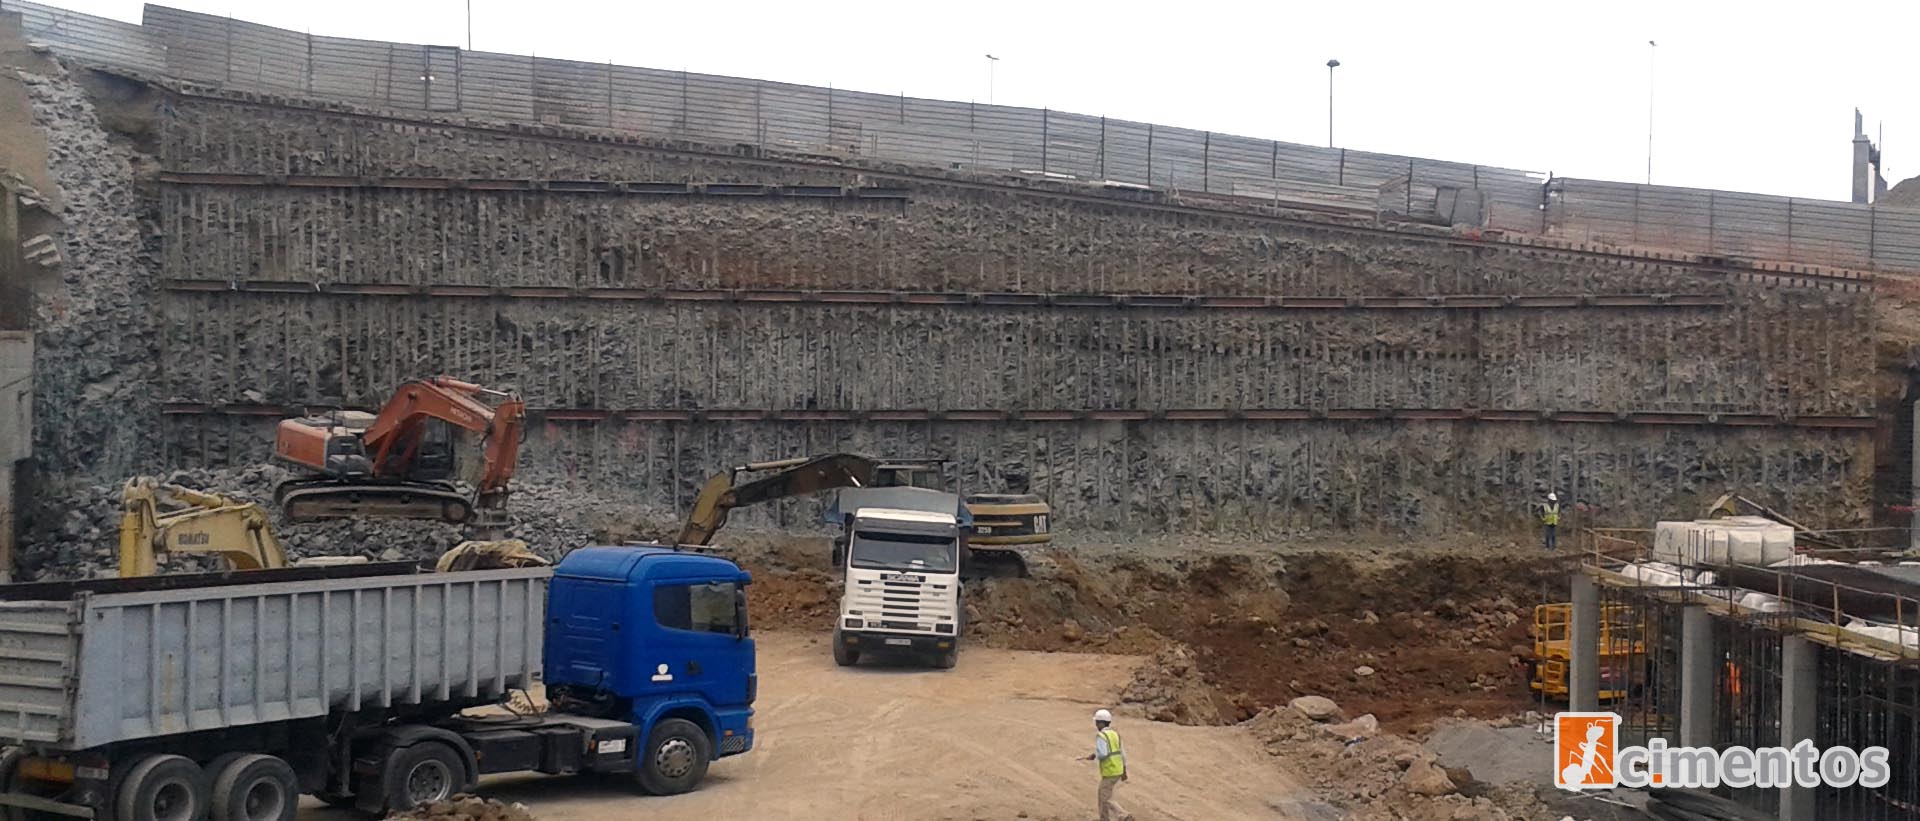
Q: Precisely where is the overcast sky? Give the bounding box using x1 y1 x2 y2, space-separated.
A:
41 0 1920 202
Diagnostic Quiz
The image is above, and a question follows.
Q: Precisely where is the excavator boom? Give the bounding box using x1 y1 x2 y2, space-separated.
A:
676 453 880 546
273 376 525 524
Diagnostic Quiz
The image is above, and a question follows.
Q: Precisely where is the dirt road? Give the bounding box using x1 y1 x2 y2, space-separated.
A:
302 631 1313 820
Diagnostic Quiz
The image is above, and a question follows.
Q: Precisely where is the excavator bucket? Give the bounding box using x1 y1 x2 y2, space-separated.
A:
435 539 551 572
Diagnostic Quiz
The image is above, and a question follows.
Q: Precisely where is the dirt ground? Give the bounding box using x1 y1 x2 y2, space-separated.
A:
299 631 1310 820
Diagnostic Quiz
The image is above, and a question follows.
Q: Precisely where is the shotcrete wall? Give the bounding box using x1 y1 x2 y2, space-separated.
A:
27 80 1881 534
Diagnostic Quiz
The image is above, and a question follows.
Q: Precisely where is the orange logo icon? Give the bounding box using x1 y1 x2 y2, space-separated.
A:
1555 712 1619 790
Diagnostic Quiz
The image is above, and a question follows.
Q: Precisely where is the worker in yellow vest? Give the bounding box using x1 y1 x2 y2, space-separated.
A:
1539 492 1561 551
1082 708 1131 821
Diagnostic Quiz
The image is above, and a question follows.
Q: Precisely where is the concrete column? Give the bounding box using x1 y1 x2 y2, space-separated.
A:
1570 573 1600 712
1780 635 1818 821
1678 605 1714 748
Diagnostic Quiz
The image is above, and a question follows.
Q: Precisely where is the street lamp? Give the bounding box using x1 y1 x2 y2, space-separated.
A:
1645 40 1657 184
1326 59 1340 148
985 54 1000 105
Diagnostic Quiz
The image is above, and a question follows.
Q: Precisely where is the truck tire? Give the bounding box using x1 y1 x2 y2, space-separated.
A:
636 718 711 796
832 631 859 667
933 645 959 669
381 743 465 812
114 754 207 821
209 754 297 821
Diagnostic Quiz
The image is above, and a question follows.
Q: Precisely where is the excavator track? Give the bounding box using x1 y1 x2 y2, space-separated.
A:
276 479 473 524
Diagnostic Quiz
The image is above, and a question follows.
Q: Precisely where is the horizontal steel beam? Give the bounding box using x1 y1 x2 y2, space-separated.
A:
155 171 909 200
160 403 1874 430
158 280 1728 311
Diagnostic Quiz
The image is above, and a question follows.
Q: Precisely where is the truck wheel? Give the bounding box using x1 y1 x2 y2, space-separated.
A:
210 754 297 821
115 754 207 821
933 645 959 669
382 743 465 812
637 718 711 796
832 631 859 667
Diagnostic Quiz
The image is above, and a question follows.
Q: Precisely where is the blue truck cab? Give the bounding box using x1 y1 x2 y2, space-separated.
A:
542 546 757 794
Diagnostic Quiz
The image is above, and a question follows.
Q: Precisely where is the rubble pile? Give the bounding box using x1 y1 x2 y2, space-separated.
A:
17 465 604 580
387 794 535 821
1118 644 1246 725
1245 696 1556 821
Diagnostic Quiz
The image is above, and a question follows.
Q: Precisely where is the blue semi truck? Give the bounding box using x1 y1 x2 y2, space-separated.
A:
0 545 756 820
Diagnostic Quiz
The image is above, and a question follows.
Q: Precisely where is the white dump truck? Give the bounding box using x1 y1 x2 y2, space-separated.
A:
827 494 966 669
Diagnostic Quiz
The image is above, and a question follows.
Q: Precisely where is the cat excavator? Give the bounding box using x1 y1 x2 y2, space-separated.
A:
272 376 525 533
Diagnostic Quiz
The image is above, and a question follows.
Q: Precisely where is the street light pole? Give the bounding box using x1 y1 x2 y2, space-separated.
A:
1326 59 1340 148
985 54 999 105
1646 40 1656 185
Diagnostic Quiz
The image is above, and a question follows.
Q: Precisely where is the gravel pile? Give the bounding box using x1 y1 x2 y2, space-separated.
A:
387 794 535 821
18 464 607 580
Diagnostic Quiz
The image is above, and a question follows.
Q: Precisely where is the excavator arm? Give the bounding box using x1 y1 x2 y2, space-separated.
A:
675 453 879 546
359 377 525 503
118 478 289 577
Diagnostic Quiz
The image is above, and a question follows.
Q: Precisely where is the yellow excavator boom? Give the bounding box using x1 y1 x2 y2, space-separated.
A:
118 477 289 577
675 454 880 546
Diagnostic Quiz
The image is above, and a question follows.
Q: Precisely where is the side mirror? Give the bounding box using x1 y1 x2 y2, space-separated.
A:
734 588 749 641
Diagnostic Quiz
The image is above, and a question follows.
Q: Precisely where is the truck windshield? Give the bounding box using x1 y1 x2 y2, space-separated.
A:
850 530 957 573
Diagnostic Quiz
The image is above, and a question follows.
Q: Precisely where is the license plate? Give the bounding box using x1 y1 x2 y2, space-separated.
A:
881 573 925 583
885 638 912 646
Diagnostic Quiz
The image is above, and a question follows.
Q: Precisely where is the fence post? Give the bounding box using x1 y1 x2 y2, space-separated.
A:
1707 191 1717 256
223 14 234 84
1202 131 1211 193
1099 116 1107 180
1041 108 1049 175
1146 123 1155 188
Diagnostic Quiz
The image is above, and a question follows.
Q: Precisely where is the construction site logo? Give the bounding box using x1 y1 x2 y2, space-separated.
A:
1553 712 1893 791
1555 712 1618 788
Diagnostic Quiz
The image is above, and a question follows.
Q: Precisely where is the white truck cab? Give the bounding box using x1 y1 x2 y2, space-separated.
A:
832 506 965 668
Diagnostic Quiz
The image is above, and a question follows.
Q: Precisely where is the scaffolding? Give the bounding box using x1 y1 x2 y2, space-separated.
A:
1571 527 1920 819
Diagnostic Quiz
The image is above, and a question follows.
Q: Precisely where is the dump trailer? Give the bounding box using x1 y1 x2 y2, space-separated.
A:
0 547 756 820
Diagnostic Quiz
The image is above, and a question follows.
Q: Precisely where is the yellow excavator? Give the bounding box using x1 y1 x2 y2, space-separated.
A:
117 477 291 577
117 477 546 578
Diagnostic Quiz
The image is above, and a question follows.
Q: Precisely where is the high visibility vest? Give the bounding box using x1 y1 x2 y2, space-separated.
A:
1541 502 1560 526
1098 729 1125 778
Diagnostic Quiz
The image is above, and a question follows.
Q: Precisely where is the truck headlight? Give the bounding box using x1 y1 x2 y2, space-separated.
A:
936 623 954 634
844 618 863 629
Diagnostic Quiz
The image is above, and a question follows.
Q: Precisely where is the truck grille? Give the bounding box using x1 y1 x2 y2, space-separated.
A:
851 577 952 627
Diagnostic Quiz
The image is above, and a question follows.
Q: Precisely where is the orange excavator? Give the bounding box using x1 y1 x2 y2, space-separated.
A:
271 377 526 530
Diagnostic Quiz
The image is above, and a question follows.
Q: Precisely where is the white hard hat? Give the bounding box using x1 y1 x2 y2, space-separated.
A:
1093 709 1113 723
1547 492 1558 501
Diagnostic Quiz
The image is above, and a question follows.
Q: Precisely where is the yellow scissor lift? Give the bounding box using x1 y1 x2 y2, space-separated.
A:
1530 602 1647 701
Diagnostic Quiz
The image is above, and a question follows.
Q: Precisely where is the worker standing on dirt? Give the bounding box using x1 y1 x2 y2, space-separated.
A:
1539 492 1561 551
1083 708 1131 821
